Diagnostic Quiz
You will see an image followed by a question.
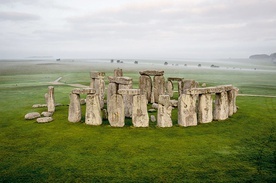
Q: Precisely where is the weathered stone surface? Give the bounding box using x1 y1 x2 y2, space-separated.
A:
150 115 156 122
184 85 233 95
178 94 198 127
25 112 41 120
72 88 95 94
32 104 48 108
47 86 55 113
80 98 86 105
139 70 164 76
119 84 133 118
180 80 199 94
233 87 239 113
166 80 174 97
213 91 229 121
132 95 149 127
170 100 178 107
167 77 183 82
107 83 117 105
85 94 102 125
90 71 105 79
198 94 213 123
153 75 165 103
152 103 159 109
37 117 53 123
68 93 81 123
94 78 105 109
108 76 132 85
118 89 140 95
108 94 125 127
41 111 53 117
157 95 172 127
227 89 234 116
178 81 183 96
114 68 123 77
139 75 152 102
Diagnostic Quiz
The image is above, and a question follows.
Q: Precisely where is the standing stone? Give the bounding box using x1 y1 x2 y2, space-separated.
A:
108 94 125 127
132 95 149 127
107 83 118 106
178 94 198 127
213 91 229 120
166 80 174 97
198 94 213 123
94 78 105 109
153 76 165 103
119 84 133 118
181 80 199 94
139 75 152 102
68 93 81 123
85 94 102 125
227 89 235 116
157 95 172 127
47 86 55 113
114 68 123 77
178 80 183 97
233 87 239 113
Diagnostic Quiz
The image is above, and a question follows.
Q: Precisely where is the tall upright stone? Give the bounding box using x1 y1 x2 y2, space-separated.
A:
178 94 198 127
68 93 81 123
227 89 235 116
139 75 152 102
198 94 213 123
108 94 125 127
233 87 239 113
90 71 105 109
166 80 174 97
119 84 133 118
132 95 149 127
107 82 117 106
114 68 123 77
47 86 55 113
213 91 229 120
153 76 165 103
85 94 102 125
157 95 172 127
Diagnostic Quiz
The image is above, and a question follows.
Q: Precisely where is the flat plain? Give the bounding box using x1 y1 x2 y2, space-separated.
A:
0 58 275 182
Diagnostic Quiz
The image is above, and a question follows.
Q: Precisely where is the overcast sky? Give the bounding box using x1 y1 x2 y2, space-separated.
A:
1 0 275 59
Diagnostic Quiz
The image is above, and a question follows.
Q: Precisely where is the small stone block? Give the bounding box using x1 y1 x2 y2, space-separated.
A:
90 71 105 78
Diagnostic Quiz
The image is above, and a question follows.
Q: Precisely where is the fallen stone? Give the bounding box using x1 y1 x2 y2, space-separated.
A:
25 112 41 120
37 117 53 123
41 111 53 117
32 104 48 108
139 70 164 76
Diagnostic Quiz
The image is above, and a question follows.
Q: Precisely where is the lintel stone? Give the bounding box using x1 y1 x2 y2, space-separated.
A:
184 85 233 95
167 77 184 82
118 89 140 95
72 88 95 94
90 71 105 78
139 70 164 76
108 76 132 85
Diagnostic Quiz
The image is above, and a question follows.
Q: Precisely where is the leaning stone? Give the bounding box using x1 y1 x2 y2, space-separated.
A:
139 70 164 76
85 94 102 125
118 89 140 95
166 80 174 97
68 93 81 123
41 111 53 117
90 71 105 79
119 84 133 118
37 117 53 123
213 91 229 121
139 75 152 102
108 94 125 127
132 95 149 127
178 94 198 127
157 95 172 127
108 76 132 85
153 75 165 103
150 115 156 122
47 86 55 113
25 112 41 120
114 68 123 77
32 104 47 108
198 94 213 123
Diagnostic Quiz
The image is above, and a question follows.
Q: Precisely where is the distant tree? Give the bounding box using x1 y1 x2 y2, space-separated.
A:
164 62 168 65
111 59 114 63
198 64 201 67
134 61 138 64
117 60 120 63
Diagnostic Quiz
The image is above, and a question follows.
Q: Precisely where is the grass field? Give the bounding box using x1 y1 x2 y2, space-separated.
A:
0 59 275 182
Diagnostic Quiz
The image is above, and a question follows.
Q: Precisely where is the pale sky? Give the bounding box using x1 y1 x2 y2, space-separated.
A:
0 0 275 59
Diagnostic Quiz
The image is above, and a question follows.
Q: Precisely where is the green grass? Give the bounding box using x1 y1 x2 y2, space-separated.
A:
0 60 275 182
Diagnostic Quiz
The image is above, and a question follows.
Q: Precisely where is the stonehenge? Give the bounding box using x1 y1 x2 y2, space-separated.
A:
26 68 239 129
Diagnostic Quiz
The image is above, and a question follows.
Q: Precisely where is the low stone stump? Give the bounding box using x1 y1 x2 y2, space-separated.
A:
139 75 152 102
47 86 55 113
213 91 229 121
157 95 172 127
198 94 213 123
85 94 102 125
25 112 41 120
108 94 125 127
178 94 198 127
37 117 53 123
68 93 81 123
132 95 149 127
